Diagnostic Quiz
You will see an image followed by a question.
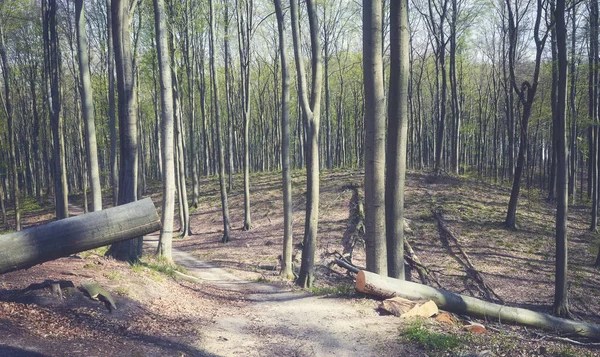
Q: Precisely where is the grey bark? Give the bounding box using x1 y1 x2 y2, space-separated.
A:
553 0 570 317
237 0 253 231
386 0 410 279
356 270 600 340
75 0 102 212
0 26 20 231
209 0 232 243
154 0 175 262
107 0 119 206
290 0 322 288
0 198 160 275
106 0 141 262
363 0 387 274
274 0 293 279
43 0 69 220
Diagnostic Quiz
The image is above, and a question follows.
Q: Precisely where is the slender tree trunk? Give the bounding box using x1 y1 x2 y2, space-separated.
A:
107 0 119 206
590 0 599 231
553 0 570 317
363 0 387 274
75 0 102 212
209 0 231 243
106 0 141 261
386 0 409 279
237 0 253 231
274 0 293 279
290 0 322 288
0 27 20 231
43 0 68 220
154 0 175 262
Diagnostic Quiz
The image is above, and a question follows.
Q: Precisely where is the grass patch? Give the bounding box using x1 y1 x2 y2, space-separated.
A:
309 284 354 296
131 256 187 278
79 246 109 259
105 272 121 280
401 318 465 354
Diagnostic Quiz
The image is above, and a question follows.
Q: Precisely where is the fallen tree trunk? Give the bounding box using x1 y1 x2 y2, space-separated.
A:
356 270 600 340
0 198 161 274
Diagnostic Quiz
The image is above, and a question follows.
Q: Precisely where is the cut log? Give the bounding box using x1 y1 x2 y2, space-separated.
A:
382 297 439 318
0 198 160 274
356 270 600 340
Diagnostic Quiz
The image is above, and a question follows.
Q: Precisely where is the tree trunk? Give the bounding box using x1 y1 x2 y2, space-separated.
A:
386 0 409 279
209 0 231 243
153 0 175 262
237 0 253 231
106 0 141 262
43 0 69 220
290 0 322 288
0 27 20 231
0 198 160 275
106 0 119 207
75 0 102 212
274 0 293 280
553 0 570 317
363 0 387 275
356 270 600 339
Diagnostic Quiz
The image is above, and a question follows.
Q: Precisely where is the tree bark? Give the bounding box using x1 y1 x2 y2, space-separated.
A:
209 0 232 243
274 0 293 279
0 26 20 231
106 0 141 262
237 0 253 231
290 0 322 288
75 0 103 212
386 0 410 279
363 0 387 275
0 198 160 275
356 270 600 339
43 0 69 220
552 0 570 317
153 0 175 262
106 0 119 206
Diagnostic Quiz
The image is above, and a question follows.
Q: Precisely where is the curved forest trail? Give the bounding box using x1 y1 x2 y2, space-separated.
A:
144 237 408 356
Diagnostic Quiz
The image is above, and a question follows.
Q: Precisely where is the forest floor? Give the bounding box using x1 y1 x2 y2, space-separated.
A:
0 169 599 356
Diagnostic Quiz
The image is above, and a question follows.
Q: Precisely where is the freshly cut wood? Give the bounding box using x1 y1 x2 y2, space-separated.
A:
381 297 438 318
0 198 160 274
356 270 600 339
381 296 419 316
401 300 438 319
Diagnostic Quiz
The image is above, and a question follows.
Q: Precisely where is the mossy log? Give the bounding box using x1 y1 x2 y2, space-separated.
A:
356 270 600 340
0 198 160 274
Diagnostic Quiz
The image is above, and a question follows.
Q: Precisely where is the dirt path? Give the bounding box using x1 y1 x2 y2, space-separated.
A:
144 238 408 357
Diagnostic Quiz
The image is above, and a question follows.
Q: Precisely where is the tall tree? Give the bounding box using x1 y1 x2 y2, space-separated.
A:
274 0 293 279
552 0 569 317
386 0 410 279
590 0 599 231
290 0 323 288
107 0 119 207
504 0 548 229
43 0 69 220
106 0 141 261
0 25 20 231
237 0 253 231
75 0 102 212
363 0 387 274
209 0 232 243
154 0 175 262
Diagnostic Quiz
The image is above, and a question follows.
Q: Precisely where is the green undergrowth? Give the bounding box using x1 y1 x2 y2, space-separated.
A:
401 318 465 355
309 283 354 297
131 255 187 278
